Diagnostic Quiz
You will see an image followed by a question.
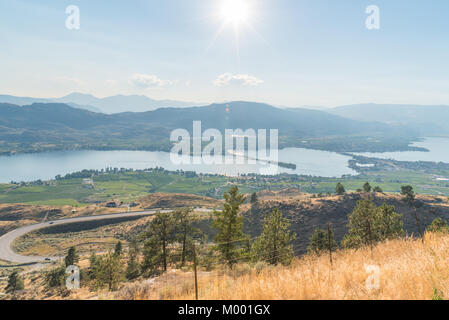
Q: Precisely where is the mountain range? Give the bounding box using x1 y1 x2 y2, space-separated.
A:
0 101 423 155
2 93 448 136
328 103 449 135
0 93 200 114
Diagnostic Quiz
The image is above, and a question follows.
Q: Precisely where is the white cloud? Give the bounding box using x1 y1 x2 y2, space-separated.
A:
213 73 264 87
130 73 175 88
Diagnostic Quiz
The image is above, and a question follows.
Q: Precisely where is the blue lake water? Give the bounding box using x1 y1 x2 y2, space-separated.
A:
0 148 356 182
1 137 446 182
354 137 449 162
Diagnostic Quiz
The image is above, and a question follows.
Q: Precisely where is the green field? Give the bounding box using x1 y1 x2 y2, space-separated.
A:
0 167 448 206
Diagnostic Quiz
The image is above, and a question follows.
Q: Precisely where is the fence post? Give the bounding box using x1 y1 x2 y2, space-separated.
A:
414 207 424 243
327 222 333 266
193 243 199 300
367 217 373 253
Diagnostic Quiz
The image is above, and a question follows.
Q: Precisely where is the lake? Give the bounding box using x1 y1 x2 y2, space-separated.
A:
0 148 356 182
354 137 449 162
2 137 446 182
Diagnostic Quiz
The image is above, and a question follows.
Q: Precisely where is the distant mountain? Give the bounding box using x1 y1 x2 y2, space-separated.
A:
53 93 201 113
0 94 102 113
0 93 200 114
329 104 449 135
0 101 419 154
284 105 328 111
1 101 381 134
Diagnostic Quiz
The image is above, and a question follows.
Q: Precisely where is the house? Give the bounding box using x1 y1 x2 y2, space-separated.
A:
82 178 95 189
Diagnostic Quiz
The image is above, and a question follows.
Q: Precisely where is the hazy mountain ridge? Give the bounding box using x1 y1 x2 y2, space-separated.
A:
0 93 200 114
0 101 422 154
0 101 397 134
329 103 449 135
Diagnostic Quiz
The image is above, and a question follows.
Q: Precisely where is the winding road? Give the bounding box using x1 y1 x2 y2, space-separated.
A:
0 208 212 264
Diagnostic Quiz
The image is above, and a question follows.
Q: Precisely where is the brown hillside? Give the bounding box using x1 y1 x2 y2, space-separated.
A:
138 193 221 210
242 191 449 254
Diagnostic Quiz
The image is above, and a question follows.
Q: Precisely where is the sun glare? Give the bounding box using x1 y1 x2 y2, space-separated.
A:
220 0 251 26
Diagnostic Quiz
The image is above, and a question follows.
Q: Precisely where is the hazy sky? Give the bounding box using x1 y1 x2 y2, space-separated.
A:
1 0 448 107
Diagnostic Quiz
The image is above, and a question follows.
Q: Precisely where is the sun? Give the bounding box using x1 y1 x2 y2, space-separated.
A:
219 0 251 26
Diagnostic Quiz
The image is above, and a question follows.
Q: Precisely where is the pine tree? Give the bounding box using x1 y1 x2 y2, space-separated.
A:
307 228 337 255
212 186 249 268
374 203 404 241
43 265 66 290
363 182 372 193
114 241 122 256
342 199 403 249
126 240 140 280
141 237 164 277
250 192 258 206
5 270 24 294
427 218 449 234
88 253 99 280
401 185 415 204
65 246 79 267
141 211 175 276
252 208 296 265
174 208 202 267
93 251 124 291
335 183 346 195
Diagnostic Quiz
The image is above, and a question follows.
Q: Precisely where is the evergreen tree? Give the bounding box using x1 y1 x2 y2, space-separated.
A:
88 253 99 280
427 218 449 234
174 208 201 267
335 183 346 195
342 199 403 249
250 192 258 206
401 185 415 204
64 246 79 267
126 240 140 280
93 251 124 291
374 203 404 241
307 228 337 255
141 237 164 277
373 186 383 193
43 265 66 290
141 211 175 276
212 186 248 268
363 182 372 193
114 241 123 256
5 270 24 294
252 208 296 265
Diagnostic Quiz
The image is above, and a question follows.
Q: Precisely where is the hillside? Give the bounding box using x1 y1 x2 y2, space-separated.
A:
329 104 449 135
8 232 449 300
114 233 449 300
0 93 199 114
0 101 419 154
2 189 449 300
242 190 449 254
137 193 220 209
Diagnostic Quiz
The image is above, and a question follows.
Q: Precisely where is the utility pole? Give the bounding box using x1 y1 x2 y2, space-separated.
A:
414 207 424 243
327 222 333 266
367 217 373 253
193 243 199 300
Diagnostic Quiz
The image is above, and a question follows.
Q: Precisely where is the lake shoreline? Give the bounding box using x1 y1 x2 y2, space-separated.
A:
1 137 447 183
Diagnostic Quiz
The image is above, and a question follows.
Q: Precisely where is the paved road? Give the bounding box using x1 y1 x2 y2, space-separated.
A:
0 208 212 264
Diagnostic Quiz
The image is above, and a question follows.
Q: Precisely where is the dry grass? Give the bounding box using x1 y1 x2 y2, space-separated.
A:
116 233 449 300
138 193 221 210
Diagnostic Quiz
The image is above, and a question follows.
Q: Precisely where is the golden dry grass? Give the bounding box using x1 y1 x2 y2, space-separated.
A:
117 233 449 300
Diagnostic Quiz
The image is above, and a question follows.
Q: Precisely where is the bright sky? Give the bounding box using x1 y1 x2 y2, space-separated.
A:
1 0 448 107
